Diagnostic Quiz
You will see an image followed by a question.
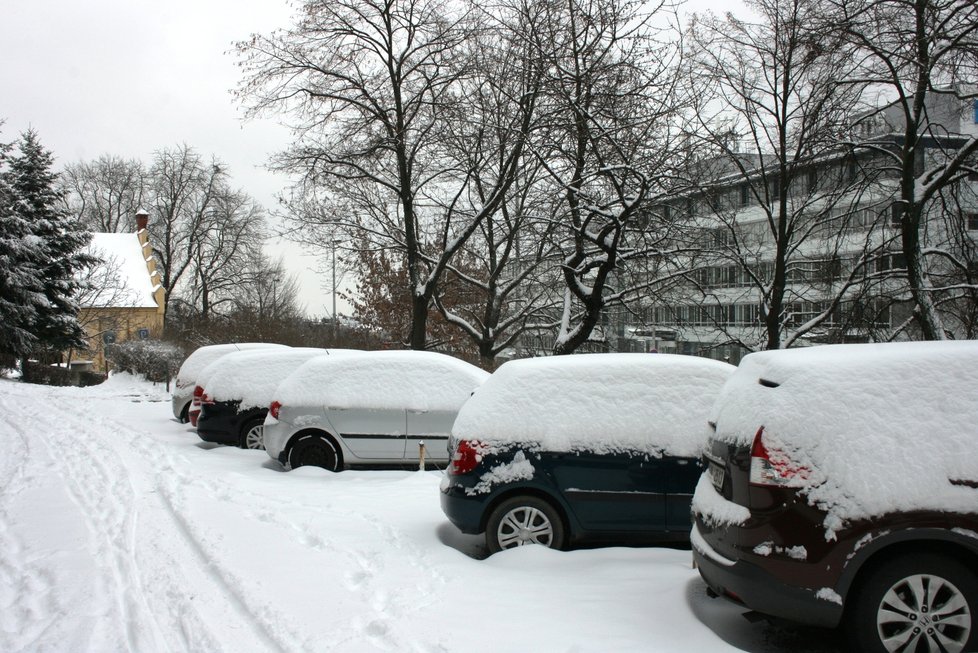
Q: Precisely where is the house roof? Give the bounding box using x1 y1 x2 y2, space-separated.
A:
82 233 161 309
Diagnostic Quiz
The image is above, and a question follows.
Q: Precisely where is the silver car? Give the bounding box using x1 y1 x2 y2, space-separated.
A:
171 342 288 422
264 350 489 471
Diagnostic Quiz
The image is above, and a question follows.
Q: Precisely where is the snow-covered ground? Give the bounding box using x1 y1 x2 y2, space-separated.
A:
0 375 844 652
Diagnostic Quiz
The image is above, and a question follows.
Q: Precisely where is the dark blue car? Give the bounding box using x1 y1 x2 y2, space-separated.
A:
439 353 733 554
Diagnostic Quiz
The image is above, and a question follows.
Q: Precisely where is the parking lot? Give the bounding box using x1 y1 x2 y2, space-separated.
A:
0 374 844 652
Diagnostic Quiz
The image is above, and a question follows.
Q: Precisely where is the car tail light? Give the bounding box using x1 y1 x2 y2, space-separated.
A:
269 401 282 419
189 408 200 427
192 385 204 407
749 427 810 487
448 440 484 476
200 392 214 406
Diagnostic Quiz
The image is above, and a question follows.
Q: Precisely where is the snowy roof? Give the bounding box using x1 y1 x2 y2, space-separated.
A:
176 343 290 388
710 340 978 530
202 348 335 409
83 233 161 309
274 350 490 412
452 353 735 457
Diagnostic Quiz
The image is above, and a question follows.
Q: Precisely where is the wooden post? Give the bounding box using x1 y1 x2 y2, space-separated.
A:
418 441 426 471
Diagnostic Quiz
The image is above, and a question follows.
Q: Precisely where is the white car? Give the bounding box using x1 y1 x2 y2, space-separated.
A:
171 343 288 422
264 350 489 471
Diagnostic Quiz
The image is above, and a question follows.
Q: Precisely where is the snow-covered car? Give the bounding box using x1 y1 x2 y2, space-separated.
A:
692 341 978 653
171 342 288 422
440 353 735 553
195 348 337 449
264 351 490 471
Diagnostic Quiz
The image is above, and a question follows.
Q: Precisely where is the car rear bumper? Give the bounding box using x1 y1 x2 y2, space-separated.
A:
195 424 238 446
691 524 843 629
440 483 489 535
171 393 190 421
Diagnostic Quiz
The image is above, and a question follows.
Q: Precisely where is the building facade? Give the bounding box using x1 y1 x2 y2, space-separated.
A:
75 212 166 372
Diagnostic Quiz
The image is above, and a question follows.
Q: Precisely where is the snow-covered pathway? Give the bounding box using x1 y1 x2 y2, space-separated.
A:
0 375 843 652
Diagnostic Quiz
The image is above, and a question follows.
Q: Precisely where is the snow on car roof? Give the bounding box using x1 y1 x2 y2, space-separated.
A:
274 350 490 412
177 343 289 386
711 340 978 528
202 348 337 409
452 353 735 457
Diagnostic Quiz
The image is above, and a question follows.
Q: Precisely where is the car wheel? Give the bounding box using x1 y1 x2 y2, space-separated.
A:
239 419 265 450
486 496 565 554
846 553 976 653
288 434 340 471
179 403 190 423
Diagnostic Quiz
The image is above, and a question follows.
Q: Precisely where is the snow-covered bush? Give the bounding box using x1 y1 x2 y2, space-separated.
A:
106 340 185 382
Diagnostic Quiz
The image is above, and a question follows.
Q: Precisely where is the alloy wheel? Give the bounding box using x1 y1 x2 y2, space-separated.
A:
876 573 972 653
496 506 555 549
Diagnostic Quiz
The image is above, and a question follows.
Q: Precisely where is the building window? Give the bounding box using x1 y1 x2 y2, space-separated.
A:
891 202 905 227
973 99 978 124
844 157 858 184
739 184 750 207
807 168 818 194
967 213 978 231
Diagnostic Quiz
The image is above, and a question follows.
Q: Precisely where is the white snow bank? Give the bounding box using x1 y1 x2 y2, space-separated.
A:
711 341 978 526
176 343 289 389
201 348 334 408
274 350 489 412
452 353 734 457
57 371 172 401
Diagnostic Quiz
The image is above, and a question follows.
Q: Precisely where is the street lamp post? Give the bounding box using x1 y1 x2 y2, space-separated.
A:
331 239 341 343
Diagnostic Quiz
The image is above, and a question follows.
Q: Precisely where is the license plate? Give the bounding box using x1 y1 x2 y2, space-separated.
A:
708 462 725 492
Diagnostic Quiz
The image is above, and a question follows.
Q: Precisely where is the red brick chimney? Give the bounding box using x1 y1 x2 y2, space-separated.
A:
135 210 149 232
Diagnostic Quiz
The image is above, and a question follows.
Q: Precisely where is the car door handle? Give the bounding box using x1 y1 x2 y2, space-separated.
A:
408 409 428 414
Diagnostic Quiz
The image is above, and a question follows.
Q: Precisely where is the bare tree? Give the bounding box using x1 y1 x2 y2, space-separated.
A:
60 155 146 233
231 254 304 335
426 0 564 364
147 144 229 325
829 0 978 340
185 188 266 320
237 0 542 350
527 0 685 355
678 0 880 354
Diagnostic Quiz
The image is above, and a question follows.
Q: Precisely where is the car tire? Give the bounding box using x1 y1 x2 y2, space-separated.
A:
239 419 265 450
179 403 190 424
288 434 341 472
486 496 565 554
845 552 977 653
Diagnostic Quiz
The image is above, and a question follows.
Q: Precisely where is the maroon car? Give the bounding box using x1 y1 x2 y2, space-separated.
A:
691 341 978 653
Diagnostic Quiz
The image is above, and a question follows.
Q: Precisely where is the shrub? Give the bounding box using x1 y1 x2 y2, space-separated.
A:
105 340 185 382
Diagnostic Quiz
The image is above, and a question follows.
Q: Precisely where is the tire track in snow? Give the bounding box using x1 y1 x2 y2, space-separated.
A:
2 385 171 652
233 479 450 652
1 384 282 652
96 405 293 653
0 395 60 653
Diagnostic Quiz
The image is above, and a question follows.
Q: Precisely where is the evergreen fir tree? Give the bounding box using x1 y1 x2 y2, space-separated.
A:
0 137 46 359
0 130 92 359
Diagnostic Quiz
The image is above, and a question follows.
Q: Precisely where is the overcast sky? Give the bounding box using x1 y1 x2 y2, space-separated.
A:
1 0 728 320
0 0 352 318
